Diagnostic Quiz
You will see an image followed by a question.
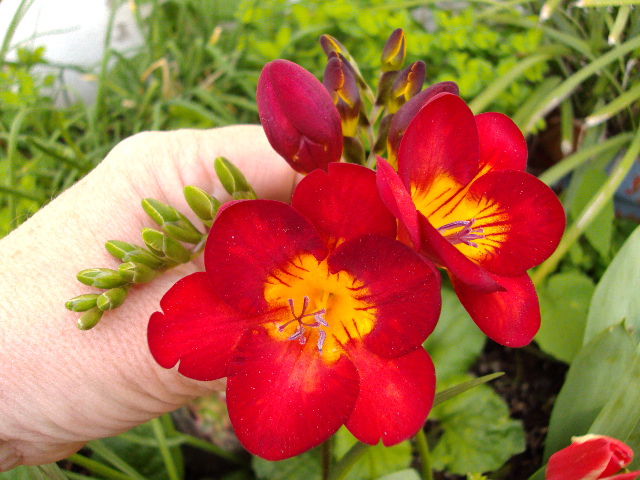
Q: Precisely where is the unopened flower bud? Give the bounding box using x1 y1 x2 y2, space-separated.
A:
343 136 365 165
78 307 104 330
142 228 191 264
184 185 220 226
77 268 129 289
319 34 346 57
96 287 128 311
142 198 203 243
381 29 405 72
213 156 257 200
105 240 165 269
257 59 343 174
388 61 426 113
118 261 156 283
65 294 100 312
323 54 361 137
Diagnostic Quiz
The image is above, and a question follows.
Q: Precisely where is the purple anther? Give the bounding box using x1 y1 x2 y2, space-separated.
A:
437 218 485 247
281 297 330 351
287 326 304 341
317 330 326 353
314 313 329 327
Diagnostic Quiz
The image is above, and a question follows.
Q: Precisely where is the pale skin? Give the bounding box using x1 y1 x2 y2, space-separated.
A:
0 125 298 471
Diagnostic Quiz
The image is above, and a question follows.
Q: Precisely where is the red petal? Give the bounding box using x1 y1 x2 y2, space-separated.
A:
345 343 435 446
398 92 479 191
451 272 540 347
257 60 343 174
226 327 359 460
148 272 256 381
328 234 441 357
375 157 420 250
546 435 635 480
292 163 396 251
476 112 528 172
464 170 566 276
205 200 327 314
419 213 502 293
387 82 459 161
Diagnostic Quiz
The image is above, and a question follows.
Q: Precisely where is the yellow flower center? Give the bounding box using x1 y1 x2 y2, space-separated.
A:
263 253 376 364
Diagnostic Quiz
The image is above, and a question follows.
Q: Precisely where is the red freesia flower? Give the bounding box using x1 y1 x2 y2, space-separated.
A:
257 59 343 174
546 435 640 480
148 163 441 460
376 92 565 347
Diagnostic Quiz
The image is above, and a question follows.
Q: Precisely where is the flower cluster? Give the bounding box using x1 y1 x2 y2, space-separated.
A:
148 31 565 460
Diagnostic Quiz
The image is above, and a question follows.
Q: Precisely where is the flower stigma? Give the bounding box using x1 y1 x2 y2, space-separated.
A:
278 296 328 352
437 218 485 247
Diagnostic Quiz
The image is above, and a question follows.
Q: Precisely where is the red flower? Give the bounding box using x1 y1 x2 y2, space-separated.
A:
546 435 640 480
148 163 441 460
257 59 343 174
376 92 565 347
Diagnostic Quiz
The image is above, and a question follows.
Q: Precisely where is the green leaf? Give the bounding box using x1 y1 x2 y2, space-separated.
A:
423 286 486 381
584 224 640 345
252 448 321 480
536 270 595 363
565 167 614 260
433 373 504 407
0 465 69 480
430 375 525 475
333 427 412 480
543 323 637 459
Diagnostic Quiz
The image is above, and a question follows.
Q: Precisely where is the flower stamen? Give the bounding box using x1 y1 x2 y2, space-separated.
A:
280 296 328 352
437 218 485 248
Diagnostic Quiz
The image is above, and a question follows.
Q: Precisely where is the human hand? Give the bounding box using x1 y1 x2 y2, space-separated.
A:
0 125 297 471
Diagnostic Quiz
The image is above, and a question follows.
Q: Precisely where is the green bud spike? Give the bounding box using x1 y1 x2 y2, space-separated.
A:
184 185 220 227
78 307 104 330
96 287 128 311
77 268 129 289
142 228 192 264
141 198 203 244
118 262 156 283
105 240 165 269
213 156 257 200
65 294 100 312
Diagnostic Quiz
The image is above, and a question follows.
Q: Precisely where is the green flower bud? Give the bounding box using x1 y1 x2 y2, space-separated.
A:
142 228 191 264
105 240 165 269
214 156 257 200
141 198 203 244
65 294 100 312
78 307 104 330
118 261 156 283
96 287 128 311
77 268 129 289
184 185 220 227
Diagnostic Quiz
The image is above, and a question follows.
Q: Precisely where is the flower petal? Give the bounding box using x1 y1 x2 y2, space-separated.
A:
387 82 459 163
375 157 420 250
418 213 502 293
292 162 396 250
205 200 327 314
462 169 566 276
226 327 359 460
546 435 635 480
148 272 255 381
328 234 441 357
476 112 528 173
257 60 343 174
451 272 540 347
398 92 479 191
345 343 435 446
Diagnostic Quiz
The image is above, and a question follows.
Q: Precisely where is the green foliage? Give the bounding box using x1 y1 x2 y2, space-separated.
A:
252 448 321 480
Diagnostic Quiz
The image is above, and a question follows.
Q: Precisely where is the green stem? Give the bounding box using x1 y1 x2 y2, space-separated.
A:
327 442 370 480
413 428 434 480
532 125 640 286
321 437 332 480
86 439 147 480
151 417 182 480
67 453 133 480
